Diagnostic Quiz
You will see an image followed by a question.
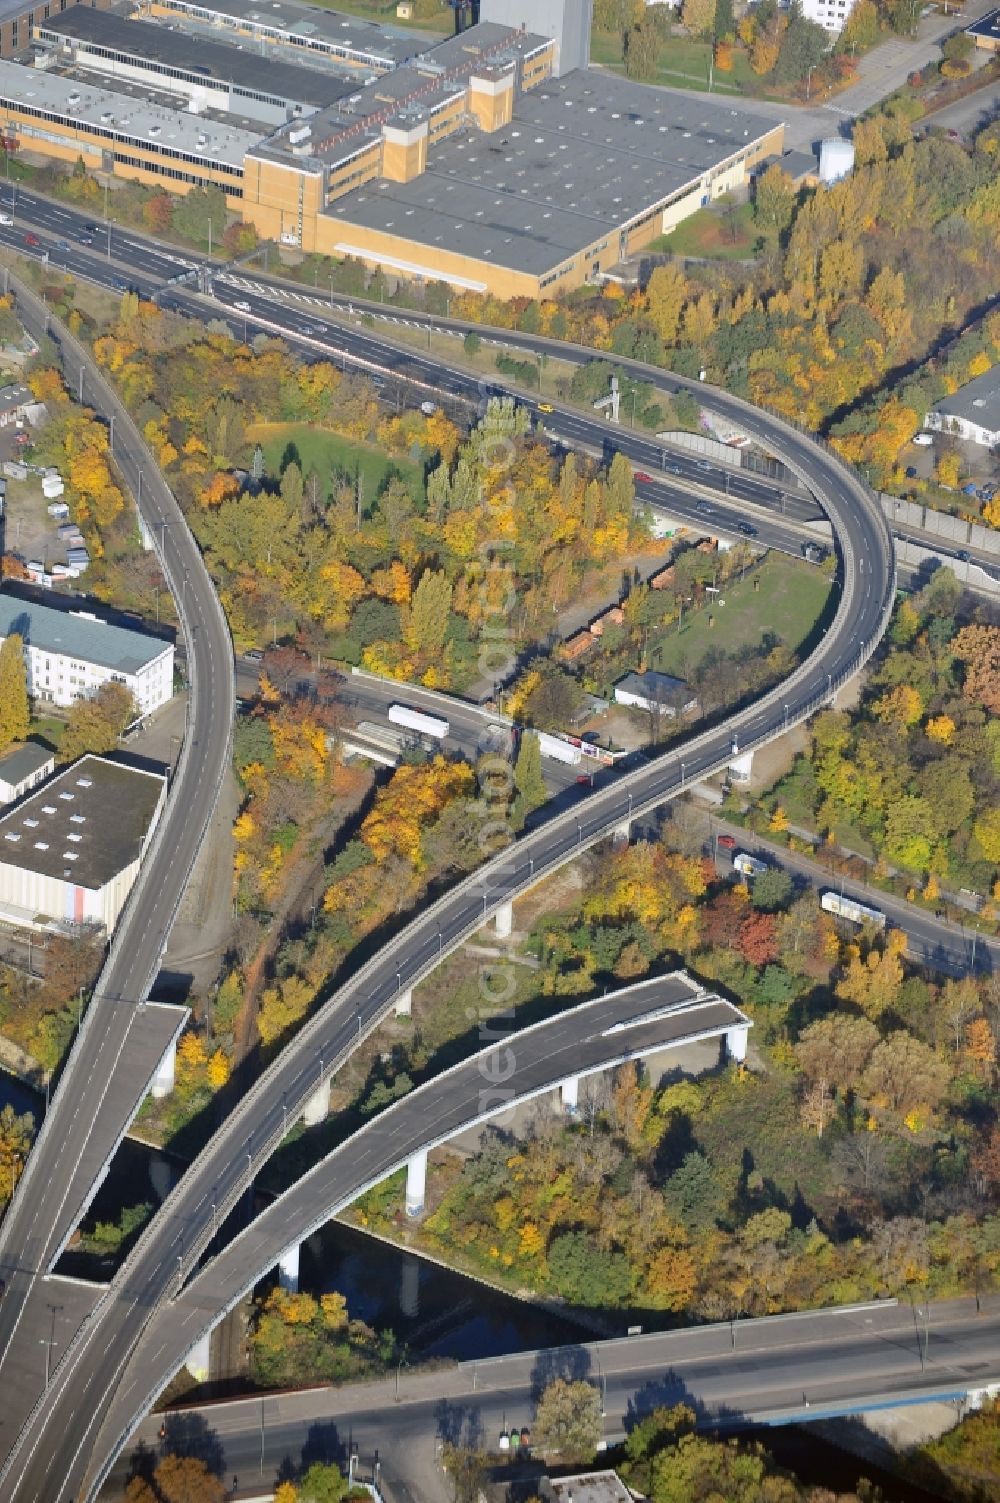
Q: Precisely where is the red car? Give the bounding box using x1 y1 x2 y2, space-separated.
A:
23 232 38 247
635 471 653 483
575 773 593 786
717 834 736 850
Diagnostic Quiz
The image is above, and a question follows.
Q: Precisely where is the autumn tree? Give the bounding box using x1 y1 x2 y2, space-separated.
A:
0 634 29 750
533 1378 603 1463
862 1033 950 1120
682 0 716 37
0 1103 34 1206
59 682 137 763
149 1455 226 1503
753 164 796 237
953 625 1000 714
836 941 904 1021
795 1013 879 1093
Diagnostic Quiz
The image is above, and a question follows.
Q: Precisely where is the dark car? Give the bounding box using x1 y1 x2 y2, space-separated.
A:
695 500 712 515
85 223 100 233
718 834 737 850
737 521 758 536
76 231 93 245
23 232 38 246
955 549 970 563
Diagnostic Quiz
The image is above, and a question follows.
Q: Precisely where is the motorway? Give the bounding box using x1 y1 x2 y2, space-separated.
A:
0 198 896 1499
86 976 749 1485
0 186 994 584
104 1296 1000 1503
0 274 235 1455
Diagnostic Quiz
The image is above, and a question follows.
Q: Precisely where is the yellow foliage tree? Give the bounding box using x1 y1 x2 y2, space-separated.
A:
925 715 955 746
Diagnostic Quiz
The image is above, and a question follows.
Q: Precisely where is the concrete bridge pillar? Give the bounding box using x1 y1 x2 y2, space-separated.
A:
185 1331 211 1382
405 1149 428 1217
613 819 631 845
726 1025 749 1064
302 1076 331 1127
728 750 754 785
494 900 513 939
151 1037 177 1099
278 1242 300 1293
560 1075 579 1112
394 988 412 1018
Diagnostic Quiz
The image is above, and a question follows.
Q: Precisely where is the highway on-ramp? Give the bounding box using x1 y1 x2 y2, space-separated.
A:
0 281 235 1453
0 216 894 1500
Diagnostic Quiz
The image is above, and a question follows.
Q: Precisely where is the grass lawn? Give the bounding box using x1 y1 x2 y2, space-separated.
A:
591 28 760 95
652 201 759 261
653 553 832 678
245 422 426 506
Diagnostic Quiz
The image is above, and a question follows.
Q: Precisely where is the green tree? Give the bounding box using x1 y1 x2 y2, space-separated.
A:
59 681 137 763
749 867 793 912
624 18 661 79
773 3 827 82
405 567 452 662
547 1230 630 1305
513 730 546 822
463 330 481 356
662 1151 727 1234
533 1378 603 1464
440 1445 488 1503
0 633 29 750
170 184 227 248
298 1462 351 1503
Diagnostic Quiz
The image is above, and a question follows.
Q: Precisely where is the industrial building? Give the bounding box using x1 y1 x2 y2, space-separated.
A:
925 368 1000 448
2 0 785 296
0 753 166 932
0 741 54 805
0 0 112 61
967 7 1000 50
0 594 174 714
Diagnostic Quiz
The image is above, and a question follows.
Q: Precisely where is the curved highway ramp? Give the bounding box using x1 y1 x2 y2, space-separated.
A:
86 973 750 1492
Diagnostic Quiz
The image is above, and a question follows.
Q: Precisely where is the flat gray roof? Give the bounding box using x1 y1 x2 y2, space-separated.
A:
0 594 172 676
0 56 262 169
0 742 54 788
617 670 691 697
933 366 1000 429
325 70 781 275
0 755 164 889
156 0 429 67
36 8 355 111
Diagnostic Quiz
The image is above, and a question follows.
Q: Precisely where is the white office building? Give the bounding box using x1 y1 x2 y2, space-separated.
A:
0 595 173 715
800 0 855 33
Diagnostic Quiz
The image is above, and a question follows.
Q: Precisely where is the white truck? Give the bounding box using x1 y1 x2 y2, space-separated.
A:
733 852 768 878
536 730 581 766
388 703 449 740
820 891 886 930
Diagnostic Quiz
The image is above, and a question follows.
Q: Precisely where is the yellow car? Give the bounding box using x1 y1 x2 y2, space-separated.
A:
537 401 554 413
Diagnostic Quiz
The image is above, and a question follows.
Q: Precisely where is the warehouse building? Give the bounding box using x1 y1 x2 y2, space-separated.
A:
3 0 784 295
0 753 166 932
0 595 174 714
0 0 112 60
34 9 359 125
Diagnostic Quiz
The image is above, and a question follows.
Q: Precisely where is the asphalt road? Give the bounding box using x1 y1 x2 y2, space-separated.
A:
0 201 894 1499
103 1295 1000 1503
708 819 999 979
2 188 994 583
0 281 234 1454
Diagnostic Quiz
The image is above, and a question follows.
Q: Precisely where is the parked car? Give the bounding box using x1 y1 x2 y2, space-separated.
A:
718 834 737 850
912 433 934 446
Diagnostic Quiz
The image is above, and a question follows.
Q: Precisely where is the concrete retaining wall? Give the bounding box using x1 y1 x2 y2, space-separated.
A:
881 494 1000 558
895 537 1000 597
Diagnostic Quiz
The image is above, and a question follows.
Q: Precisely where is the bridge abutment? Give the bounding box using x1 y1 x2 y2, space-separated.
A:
560 1075 579 1112
728 750 754 785
613 819 631 845
394 987 412 1018
494 901 513 939
302 1077 331 1126
405 1149 428 1216
151 1038 176 1099
726 1024 749 1063
185 1331 211 1382
278 1243 300 1292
